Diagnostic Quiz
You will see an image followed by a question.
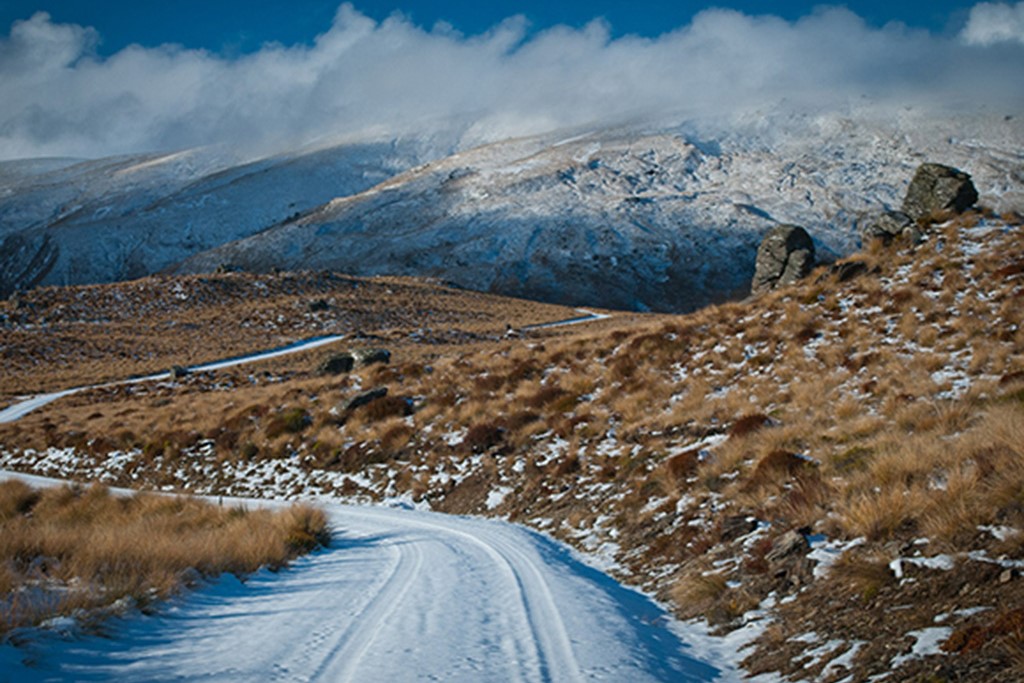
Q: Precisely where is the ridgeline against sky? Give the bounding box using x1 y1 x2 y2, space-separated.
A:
0 2 1022 160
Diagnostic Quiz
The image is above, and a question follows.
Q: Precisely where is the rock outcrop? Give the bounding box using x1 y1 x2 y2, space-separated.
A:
343 387 388 412
901 163 978 221
861 210 920 246
751 225 816 294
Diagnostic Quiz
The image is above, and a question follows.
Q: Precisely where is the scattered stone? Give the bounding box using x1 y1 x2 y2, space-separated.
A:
766 529 810 565
344 387 388 411
751 225 816 294
862 210 921 246
901 163 978 221
351 348 391 367
318 353 355 375
308 299 330 312
720 515 759 542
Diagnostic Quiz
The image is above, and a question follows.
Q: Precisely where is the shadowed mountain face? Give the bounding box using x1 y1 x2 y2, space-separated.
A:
3 114 1022 311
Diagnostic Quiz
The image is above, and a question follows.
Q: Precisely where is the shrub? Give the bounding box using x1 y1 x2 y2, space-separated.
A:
0 482 329 634
462 422 505 453
728 413 773 439
265 407 311 439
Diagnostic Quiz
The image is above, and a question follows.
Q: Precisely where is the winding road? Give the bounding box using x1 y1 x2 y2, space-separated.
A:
0 474 737 682
0 308 751 682
0 309 612 425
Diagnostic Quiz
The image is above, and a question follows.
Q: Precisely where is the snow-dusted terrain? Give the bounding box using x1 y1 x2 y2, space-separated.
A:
3 112 1021 311
0 135 454 297
0 335 348 424
0 471 758 683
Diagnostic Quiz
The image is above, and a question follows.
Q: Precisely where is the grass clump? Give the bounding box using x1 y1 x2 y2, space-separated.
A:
0 480 330 634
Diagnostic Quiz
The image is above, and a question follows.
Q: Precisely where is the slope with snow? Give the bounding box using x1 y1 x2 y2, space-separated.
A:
176 112 1024 312
3 112 1021 311
0 136 454 297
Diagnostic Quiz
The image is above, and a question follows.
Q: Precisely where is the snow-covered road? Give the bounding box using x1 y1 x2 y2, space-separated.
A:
0 335 348 424
0 483 742 682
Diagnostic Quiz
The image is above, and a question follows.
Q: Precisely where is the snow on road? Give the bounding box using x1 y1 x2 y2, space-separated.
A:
0 482 745 682
0 335 349 424
521 309 611 331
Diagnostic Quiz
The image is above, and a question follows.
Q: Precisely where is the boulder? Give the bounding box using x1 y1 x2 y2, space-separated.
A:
351 348 391 367
766 529 813 589
751 225 816 295
862 210 921 246
901 163 978 221
318 353 355 375
343 387 388 411
170 365 190 379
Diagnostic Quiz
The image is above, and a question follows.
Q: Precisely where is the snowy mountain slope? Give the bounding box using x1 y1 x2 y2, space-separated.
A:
0 137 455 297
2 112 1022 310
175 113 1024 312
0 471 745 683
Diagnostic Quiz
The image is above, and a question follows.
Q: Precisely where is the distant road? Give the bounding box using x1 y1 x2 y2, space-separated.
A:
0 309 614 424
0 334 347 424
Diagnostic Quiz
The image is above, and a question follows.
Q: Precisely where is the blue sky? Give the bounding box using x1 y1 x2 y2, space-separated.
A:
0 2 1021 160
0 1 980 54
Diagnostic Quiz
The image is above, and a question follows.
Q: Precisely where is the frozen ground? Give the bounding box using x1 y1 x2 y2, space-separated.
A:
0 471 761 683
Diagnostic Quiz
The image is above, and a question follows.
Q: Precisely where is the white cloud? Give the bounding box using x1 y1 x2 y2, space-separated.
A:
0 3 1022 161
961 2 1024 45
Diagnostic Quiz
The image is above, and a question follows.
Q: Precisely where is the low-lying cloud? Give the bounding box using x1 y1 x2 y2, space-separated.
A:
1 3 1022 161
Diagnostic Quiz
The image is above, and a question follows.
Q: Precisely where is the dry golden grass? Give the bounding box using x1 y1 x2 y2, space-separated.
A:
0 480 329 634
2 213 1023 682
0 270 584 399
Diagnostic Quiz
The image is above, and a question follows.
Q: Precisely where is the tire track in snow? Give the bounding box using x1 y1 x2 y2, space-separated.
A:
360 510 585 683
313 536 426 682
0 472 729 683
270 532 408 682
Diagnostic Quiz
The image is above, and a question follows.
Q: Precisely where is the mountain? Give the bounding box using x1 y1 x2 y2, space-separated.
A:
2 112 1022 311
0 135 456 298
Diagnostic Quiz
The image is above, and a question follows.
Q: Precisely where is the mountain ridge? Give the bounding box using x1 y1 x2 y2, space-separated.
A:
1 112 1022 311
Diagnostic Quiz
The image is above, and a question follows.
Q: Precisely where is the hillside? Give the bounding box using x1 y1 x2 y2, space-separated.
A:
3 113 1023 312
1 204 1022 680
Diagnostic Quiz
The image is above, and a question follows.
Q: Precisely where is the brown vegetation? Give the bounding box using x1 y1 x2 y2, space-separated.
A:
2 211 1023 681
0 479 329 634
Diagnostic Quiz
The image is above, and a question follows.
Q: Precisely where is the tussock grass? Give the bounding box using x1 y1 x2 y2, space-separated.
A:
0 480 329 634
3 212 1023 682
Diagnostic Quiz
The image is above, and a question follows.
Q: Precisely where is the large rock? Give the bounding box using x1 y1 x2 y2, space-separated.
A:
318 353 355 375
351 348 391 367
751 225 816 295
862 210 921 246
901 163 978 221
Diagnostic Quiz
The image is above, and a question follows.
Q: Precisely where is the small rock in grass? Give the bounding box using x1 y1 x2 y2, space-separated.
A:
343 387 388 411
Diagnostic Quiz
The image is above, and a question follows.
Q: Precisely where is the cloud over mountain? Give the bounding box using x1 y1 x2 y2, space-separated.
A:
961 1 1024 45
1 3 1022 161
